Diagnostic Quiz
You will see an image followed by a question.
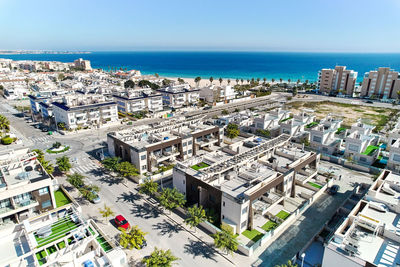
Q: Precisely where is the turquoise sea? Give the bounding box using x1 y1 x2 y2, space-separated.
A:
1 51 400 82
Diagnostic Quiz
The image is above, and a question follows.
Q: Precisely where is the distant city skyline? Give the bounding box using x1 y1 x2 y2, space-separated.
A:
1 0 400 52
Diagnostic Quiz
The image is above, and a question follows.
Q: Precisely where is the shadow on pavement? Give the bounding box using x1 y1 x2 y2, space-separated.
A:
88 168 104 177
183 239 218 262
98 176 125 186
117 191 142 203
130 202 161 219
152 219 182 238
128 257 145 267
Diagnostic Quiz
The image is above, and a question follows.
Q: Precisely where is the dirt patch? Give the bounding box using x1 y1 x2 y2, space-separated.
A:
286 101 394 127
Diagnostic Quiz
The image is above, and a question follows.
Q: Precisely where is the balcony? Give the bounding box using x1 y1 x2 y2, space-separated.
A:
0 205 14 215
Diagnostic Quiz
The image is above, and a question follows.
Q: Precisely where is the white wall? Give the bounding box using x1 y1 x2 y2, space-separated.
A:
322 245 363 267
173 168 187 196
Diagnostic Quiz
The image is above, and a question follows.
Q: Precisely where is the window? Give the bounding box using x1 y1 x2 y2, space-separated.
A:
188 141 192 145
41 200 52 209
38 187 49 196
348 144 359 152
322 147 328 152
223 201 225 207
183 180 185 184
241 220 247 229
393 154 400 162
209 195 215 203
183 142 187 147
222 215 225 219
141 155 146 160
242 207 247 215
142 165 147 170
360 157 366 162
188 149 192 154
312 136 322 143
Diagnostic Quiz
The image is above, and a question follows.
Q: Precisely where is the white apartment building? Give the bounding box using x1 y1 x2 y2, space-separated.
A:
73 58 92 71
250 108 291 136
279 110 315 137
113 89 163 113
157 84 200 108
344 121 380 165
107 116 223 176
323 170 400 267
307 115 344 154
361 67 400 100
317 66 358 96
199 85 236 103
0 149 57 225
52 94 118 129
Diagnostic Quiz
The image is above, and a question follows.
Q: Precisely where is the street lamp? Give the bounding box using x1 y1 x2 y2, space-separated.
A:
301 253 306 267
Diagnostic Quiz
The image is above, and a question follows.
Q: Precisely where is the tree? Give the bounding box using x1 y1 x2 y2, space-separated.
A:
102 157 121 172
212 228 238 255
41 160 54 175
226 123 239 141
292 88 298 97
177 78 185 84
227 79 231 85
79 184 100 201
67 173 85 188
219 77 223 85
124 80 135 88
209 77 214 85
185 205 206 232
272 78 275 83
397 90 400 101
154 73 159 78
116 161 139 177
279 78 283 83
0 115 10 133
288 78 291 84
119 225 147 250
142 247 179 267
236 78 239 85
221 109 229 115
158 187 186 213
139 179 159 197
194 76 201 87
56 156 71 173
99 204 115 224
240 78 244 84
256 78 260 83
263 77 267 84
234 108 240 113
275 260 298 267
58 73 65 81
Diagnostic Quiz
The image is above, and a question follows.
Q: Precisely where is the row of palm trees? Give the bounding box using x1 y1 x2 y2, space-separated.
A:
194 76 311 87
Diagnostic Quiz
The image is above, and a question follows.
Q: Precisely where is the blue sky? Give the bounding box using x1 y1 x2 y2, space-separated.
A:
1 0 400 52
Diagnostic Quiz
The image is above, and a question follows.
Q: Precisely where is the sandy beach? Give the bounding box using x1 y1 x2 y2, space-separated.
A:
162 76 276 87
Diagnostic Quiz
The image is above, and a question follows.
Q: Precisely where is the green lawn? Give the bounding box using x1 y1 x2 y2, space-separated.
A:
276 210 290 220
88 226 96 236
361 145 379 156
54 189 72 208
242 229 264 242
97 235 112 252
36 250 47 266
46 245 57 255
307 181 322 189
305 122 319 128
279 116 293 122
335 127 346 134
191 162 210 171
261 221 278 232
56 241 65 250
35 216 78 248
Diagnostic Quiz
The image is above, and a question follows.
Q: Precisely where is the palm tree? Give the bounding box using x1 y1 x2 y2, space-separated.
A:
288 78 291 84
272 78 275 84
251 78 255 84
263 77 266 84
194 77 201 87
279 78 283 83
247 79 250 84
209 77 214 85
227 79 231 85
236 78 239 85
185 205 207 232
219 77 223 85
99 204 115 224
240 79 244 84
256 78 260 84
297 79 300 86
0 115 10 133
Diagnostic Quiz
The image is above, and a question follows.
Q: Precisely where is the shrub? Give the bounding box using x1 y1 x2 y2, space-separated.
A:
1 136 13 145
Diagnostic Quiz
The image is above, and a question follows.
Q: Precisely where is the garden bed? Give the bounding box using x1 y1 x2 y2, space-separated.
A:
242 229 264 242
275 210 290 220
46 146 70 154
191 162 210 171
361 145 379 156
307 181 322 189
54 189 72 208
261 221 278 232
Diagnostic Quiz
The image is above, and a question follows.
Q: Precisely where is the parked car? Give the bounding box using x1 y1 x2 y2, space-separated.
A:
365 100 373 104
114 215 130 230
34 124 41 129
90 191 101 204
41 127 49 132
328 185 340 195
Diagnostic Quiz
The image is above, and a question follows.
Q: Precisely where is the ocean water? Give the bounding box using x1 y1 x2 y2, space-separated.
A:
1 51 400 82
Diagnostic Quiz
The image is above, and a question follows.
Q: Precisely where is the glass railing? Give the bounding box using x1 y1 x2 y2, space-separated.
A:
0 206 14 214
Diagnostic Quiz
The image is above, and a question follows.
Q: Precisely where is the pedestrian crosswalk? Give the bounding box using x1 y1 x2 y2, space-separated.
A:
70 160 100 174
30 135 55 143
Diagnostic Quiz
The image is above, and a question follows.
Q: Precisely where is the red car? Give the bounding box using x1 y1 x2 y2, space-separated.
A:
114 215 130 230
